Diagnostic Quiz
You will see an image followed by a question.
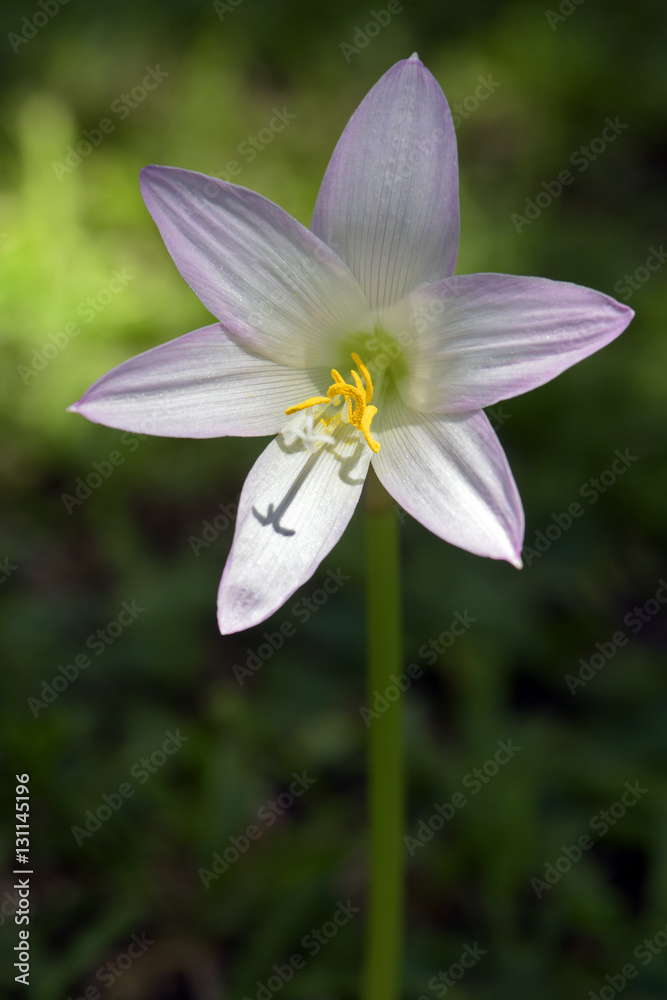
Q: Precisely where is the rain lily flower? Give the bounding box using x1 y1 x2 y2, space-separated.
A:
69 54 633 634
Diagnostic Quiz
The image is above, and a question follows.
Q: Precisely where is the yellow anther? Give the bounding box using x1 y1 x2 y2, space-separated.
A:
360 404 379 447
285 353 380 453
351 352 373 403
285 394 330 415
350 369 365 400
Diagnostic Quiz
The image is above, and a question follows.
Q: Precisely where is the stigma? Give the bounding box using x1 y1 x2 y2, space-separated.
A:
285 352 380 453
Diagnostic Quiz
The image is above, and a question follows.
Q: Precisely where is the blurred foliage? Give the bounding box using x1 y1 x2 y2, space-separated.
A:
1 0 666 998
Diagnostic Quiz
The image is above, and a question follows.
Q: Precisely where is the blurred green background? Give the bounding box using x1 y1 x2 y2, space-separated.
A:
1 0 666 997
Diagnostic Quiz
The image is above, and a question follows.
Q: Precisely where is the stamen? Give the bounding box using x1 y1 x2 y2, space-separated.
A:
350 369 365 400
351 352 373 403
285 354 380 453
285 394 330 416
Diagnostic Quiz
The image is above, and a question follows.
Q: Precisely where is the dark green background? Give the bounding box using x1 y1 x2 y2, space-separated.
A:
1 0 666 997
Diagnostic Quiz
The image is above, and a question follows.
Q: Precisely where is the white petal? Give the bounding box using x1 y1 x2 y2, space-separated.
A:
311 56 459 310
140 165 373 368
385 274 634 412
218 414 371 633
372 393 523 566
69 325 329 438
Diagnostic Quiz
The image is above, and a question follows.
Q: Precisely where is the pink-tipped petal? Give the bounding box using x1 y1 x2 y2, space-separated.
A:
311 56 459 311
372 395 524 566
140 165 372 369
68 325 329 438
387 274 634 413
217 418 371 634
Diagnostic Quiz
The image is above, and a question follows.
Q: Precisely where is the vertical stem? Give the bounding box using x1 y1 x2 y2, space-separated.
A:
362 470 404 1000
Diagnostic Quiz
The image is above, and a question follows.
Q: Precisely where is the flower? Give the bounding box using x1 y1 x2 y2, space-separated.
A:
69 54 634 634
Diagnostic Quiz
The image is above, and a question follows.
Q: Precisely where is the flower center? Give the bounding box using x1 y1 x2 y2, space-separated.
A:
285 352 380 453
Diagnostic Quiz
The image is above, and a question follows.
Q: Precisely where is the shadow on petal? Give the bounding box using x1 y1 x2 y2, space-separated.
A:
251 451 318 536
252 424 369 535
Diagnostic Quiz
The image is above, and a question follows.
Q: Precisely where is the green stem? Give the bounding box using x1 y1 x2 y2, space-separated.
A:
362 470 404 1000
